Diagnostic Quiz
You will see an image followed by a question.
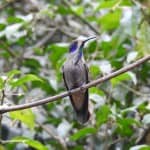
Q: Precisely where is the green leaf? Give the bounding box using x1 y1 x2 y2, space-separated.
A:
89 87 105 96
99 9 122 31
130 145 150 150
140 147 150 150
138 63 150 82
7 16 24 24
7 69 21 79
70 127 96 141
23 58 41 73
32 79 55 94
120 0 132 6
97 0 120 9
47 43 68 68
12 137 48 150
96 105 111 127
111 72 131 86
136 22 150 55
89 65 100 78
71 145 83 150
116 117 139 136
87 40 97 53
96 0 132 10
137 102 150 114
16 37 26 46
0 23 6 31
11 74 43 87
57 5 71 15
71 6 84 15
33 47 44 55
10 109 35 130
0 70 21 90
0 77 4 90
90 87 105 104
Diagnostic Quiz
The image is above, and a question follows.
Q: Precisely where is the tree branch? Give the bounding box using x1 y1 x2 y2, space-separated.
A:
0 55 149 114
33 28 57 48
62 0 100 35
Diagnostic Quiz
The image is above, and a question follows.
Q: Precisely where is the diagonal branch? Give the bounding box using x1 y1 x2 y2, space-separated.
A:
0 55 150 114
62 0 100 35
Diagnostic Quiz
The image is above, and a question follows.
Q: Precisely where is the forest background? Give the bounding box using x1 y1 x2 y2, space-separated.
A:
0 0 150 150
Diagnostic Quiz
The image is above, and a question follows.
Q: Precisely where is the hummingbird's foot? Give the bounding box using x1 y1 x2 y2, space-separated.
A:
68 90 72 96
80 85 85 93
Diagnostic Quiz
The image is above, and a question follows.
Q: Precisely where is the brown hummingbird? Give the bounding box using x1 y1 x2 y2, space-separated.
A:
62 36 96 123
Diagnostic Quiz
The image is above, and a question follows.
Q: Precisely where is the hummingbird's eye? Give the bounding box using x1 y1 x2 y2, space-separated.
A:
69 41 78 52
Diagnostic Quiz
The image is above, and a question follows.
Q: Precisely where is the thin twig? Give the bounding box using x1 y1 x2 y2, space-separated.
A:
136 126 150 144
0 139 21 144
0 55 149 114
108 137 125 147
59 28 78 38
33 28 57 48
119 82 150 97
62 0 100 35
131 0 150 24
0 89 5 106
0 41 17 58
37 121 68 150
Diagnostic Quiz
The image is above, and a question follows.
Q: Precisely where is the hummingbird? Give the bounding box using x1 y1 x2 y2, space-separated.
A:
62 36 96 124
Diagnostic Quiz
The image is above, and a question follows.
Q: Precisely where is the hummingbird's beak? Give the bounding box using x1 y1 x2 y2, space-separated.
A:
83 36 96 43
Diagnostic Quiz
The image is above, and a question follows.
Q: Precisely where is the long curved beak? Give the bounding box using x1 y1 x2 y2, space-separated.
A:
83 36 96 43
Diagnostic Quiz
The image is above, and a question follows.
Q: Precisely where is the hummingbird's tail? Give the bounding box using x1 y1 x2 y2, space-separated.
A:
70 88 90 124
76 109 90 124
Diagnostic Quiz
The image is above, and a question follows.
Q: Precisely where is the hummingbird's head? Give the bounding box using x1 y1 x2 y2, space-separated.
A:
69 36 96 64
69 36 96 53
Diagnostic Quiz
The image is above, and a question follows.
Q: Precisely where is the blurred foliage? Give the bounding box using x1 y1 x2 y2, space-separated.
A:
0 0 150 150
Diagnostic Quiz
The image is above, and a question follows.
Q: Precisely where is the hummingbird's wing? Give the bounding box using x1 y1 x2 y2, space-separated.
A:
84 63 89 83
62 66 69 91
62 65 74 102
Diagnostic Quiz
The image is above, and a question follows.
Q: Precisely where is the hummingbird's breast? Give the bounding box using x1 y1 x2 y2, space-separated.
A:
63 57 87 89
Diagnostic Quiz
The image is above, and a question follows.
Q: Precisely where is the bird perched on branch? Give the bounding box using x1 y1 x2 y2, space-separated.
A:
62 36 96 124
